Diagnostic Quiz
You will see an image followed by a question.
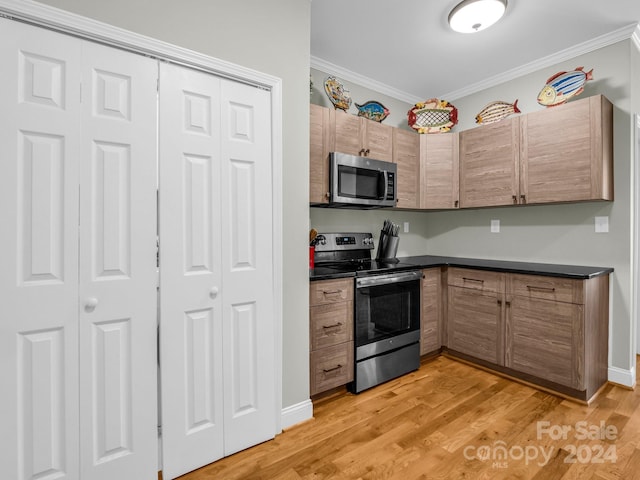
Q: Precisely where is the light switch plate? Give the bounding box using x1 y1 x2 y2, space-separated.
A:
491 219 500 233
595 216 609 233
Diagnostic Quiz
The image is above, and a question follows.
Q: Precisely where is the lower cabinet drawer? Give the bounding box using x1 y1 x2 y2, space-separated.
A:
310 342 354 396
510 274 584 304
310 301 353 350
447 267 503 293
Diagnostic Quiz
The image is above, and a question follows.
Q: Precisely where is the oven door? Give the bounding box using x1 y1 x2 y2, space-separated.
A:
354 270 421 360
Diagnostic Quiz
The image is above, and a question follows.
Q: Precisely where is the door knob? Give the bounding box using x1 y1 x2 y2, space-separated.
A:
84 297 99 312
209 287 219 299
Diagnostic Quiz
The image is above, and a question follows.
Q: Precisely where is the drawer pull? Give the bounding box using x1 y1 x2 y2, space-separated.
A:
323 364 342 373
463 277 484 284
322 322 343 329
323 289 343 295
527 285 556 292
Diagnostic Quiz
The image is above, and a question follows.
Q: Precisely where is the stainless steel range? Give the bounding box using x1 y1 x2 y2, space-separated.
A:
313 233 422 393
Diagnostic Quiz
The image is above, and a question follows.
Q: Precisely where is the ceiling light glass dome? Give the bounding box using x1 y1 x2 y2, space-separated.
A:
448 0 508 33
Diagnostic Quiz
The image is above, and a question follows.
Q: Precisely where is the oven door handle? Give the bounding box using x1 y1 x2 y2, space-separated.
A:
356 270 422 288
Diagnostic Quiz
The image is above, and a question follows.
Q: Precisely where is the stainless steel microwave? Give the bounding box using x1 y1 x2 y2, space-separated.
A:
329 152 397 208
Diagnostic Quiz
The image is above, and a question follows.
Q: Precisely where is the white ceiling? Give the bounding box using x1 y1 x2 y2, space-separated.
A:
310 0 640 104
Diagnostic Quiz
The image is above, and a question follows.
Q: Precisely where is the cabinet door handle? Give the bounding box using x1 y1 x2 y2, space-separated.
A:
497 299 502 306
323 289 343 295
512 195 517 204
359 148 365 155
364 148 370 156
322 322 343 329
323 364 342 373
527 285 556 292
520 194 526 204
462 277 484 284
454 200 459 208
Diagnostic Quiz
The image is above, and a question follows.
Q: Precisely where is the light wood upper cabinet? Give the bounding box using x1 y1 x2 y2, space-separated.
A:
458 95 613 209
420 133 459 209
309 104 331 204
334 109 393 161
393 128 420 209
520 94 613 204
459 117 520 208
310 95 613 209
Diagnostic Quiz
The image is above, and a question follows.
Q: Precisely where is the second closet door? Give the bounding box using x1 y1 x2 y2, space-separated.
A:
78 40 159 480
159 63 275 480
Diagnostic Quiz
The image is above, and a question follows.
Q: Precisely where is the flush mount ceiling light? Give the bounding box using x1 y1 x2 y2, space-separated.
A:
448 0 507 33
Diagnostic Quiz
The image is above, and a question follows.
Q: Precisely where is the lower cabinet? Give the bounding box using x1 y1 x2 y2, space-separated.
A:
421 268 442 355
309 278 354 395
447 268 505 365
447 268 609 401
505 273 609 398
309 266 609 402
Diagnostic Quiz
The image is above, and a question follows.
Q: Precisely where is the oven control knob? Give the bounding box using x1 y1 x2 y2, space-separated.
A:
363 237 373 245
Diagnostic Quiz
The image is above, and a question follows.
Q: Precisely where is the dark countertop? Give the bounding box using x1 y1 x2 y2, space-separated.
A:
310 255 614 281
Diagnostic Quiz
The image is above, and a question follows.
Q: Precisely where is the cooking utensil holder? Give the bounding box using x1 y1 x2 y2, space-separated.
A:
376 231 399 260
382 235 399 259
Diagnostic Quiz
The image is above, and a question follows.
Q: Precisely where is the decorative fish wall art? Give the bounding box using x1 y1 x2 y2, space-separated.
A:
475 99 520 124
537 66 593 107
407 98 458 134
355 101 390 122
324 76 352 111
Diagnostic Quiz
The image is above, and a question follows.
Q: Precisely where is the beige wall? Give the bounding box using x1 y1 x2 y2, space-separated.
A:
312 40 637 374
34 0 313 408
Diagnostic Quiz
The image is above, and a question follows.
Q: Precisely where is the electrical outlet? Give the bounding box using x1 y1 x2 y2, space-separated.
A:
403 222 409 233
491 219 500 233
595 216 609 233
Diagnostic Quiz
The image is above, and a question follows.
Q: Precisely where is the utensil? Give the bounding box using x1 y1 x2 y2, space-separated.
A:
309 228 318 245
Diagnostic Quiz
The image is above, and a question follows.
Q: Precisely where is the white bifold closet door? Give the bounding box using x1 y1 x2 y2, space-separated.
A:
0 18 158 480
159 63 275 480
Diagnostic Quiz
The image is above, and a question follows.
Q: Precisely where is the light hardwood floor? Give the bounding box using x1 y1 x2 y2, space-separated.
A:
172 355 640 480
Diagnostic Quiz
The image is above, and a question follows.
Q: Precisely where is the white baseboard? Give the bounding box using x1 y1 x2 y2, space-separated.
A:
608 366 636 388
281 399 313 430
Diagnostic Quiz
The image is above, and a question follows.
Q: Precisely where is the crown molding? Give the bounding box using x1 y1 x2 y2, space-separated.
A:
310 55 423 105
313 22 639 104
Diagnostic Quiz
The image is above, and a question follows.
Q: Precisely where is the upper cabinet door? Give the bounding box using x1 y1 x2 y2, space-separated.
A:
309 104 331 204
393 128 420 209
520 95 613 204
333 109 363 156
364 119 393 161
420 133 459 209
333 109 393 161
459 117 520 208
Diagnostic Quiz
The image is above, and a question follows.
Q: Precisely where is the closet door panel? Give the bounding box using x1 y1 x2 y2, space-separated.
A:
220 79 275 455
0 18 82 480
78 41 158 480
159 63 224 480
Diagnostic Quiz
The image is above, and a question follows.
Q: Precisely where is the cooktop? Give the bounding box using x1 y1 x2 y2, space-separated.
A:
311 232 419 278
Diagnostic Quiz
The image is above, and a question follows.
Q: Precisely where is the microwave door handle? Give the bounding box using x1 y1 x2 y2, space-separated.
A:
378 170 388 200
